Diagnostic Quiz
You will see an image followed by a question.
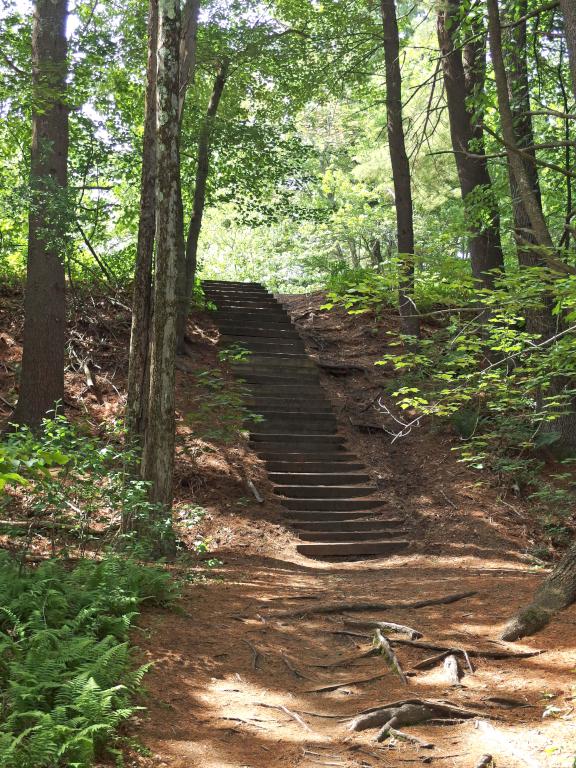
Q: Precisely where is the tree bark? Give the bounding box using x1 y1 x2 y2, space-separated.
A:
140 0 183 556
487 0 554 250
174 0 201 353
380 0 420 338
176 59 229 352
13 0 69 428
559 0 576 101
126 0 158 442
437 0 504 290
501 543 576 640
178 0 201 125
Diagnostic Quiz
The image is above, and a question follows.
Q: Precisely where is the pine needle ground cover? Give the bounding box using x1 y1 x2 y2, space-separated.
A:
0 555 176 767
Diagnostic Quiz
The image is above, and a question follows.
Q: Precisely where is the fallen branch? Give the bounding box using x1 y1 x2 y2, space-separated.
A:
246 478 263 503
344 618 423 640
375 629 408 686
267 591 477 619
83 360 103 404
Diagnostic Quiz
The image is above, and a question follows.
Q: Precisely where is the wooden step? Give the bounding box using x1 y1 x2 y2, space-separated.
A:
282 510 386 521
296 529 408 542
269 472 370 486
274 485 378 499
266 461 365 473
280 498 383 511
293 517 404 531
296 540 409 558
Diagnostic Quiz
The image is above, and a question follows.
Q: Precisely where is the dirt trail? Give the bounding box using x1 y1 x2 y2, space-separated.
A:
136 548 575 768
134 293 575 768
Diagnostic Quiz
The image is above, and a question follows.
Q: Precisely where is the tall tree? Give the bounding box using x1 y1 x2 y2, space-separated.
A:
380 0 420 338
140 0 184 554
176 58 229 351
437 0 504 291
487 0 553 251
13 0 69 428
126 0 158 442
127 0 200 438
559 0 576 99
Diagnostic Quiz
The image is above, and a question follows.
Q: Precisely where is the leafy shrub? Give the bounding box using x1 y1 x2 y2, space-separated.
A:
0 554 176 767
0 416 173 557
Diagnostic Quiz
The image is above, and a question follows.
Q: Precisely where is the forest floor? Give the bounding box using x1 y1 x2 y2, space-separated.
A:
0 285 575 767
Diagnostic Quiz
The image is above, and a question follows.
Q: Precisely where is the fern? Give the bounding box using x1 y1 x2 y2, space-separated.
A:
0 554 176 767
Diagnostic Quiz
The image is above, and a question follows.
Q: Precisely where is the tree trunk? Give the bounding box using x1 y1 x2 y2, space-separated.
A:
501 543 576 640
178 0 201 125
126 0 158 442
487 0 554 250
176 59 229 352
140 0 183 556
371 239 383 269
437 0 504 290
13 0 69 428
380 0 420 338
559 0 576 101
502 0 576 448
173 0 201 353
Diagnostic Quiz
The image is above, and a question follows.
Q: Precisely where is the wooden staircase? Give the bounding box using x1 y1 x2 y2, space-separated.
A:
203 280 409 559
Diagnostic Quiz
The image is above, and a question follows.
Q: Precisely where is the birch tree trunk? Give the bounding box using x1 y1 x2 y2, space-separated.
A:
437 0 504 290
13 0 69 428
380 0 420 338
140 0 183 556
176 59 229 352
126 0 158 442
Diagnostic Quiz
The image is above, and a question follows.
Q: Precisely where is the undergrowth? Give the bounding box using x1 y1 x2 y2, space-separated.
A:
0 416 186 766
325 264 576 551
0 555 176 767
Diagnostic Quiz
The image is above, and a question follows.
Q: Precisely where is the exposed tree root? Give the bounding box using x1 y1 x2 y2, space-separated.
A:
443 654 462 685
390 638 542 660
257 703 313 732
374 629 408 685
349 698 484 742
389 727 434 749
344 618 423 639
268 591 477 619
475 755 494 768
241 639 262 670
501 543 576 640
305 647 379 668
306 671 388 693
411 650 451 671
